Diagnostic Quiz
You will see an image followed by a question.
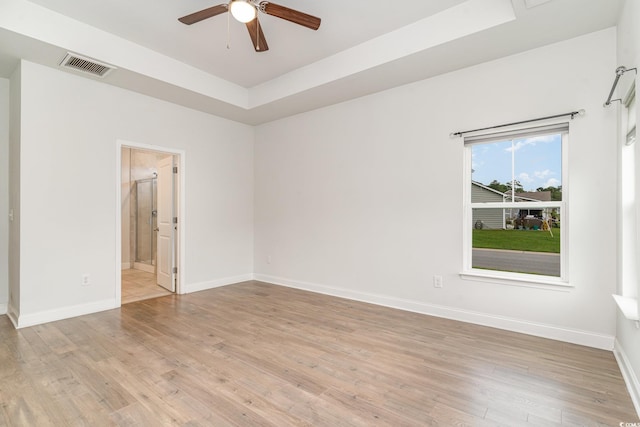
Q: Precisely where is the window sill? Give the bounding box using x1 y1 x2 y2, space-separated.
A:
612 294 639 321
460 269 572 291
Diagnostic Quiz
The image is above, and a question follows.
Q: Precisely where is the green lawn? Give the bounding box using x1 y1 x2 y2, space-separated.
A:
472 229 560 253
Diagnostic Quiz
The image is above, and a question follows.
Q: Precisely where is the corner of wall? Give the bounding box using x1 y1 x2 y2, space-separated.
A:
6 302 18 328
615 337 640 418
0 77 9 311
7 63 21 322
183 273 255 294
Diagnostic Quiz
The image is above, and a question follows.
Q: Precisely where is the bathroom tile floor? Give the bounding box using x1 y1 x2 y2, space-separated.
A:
121 268 172 304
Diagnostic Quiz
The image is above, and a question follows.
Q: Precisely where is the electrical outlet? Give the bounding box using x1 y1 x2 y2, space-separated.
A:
433 275 443 288
81 274 91 286
267 255 272 264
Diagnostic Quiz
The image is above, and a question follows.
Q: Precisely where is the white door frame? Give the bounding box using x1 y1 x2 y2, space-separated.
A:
115 139 186 306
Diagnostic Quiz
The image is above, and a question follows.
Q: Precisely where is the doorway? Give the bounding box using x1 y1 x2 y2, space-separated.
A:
120 145 180 304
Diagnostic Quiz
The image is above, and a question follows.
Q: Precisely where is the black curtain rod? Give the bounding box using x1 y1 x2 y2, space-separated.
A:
450 109 585 138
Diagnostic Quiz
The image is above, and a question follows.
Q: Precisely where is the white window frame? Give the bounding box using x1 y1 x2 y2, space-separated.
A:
461 124 570 288
615 83 639 321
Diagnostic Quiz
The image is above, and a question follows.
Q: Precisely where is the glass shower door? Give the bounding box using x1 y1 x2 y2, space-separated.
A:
135 178 157 266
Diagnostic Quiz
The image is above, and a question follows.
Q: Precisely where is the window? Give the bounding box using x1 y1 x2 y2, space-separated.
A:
463 124 568 284
621 84 637 299
614 84 638 320
626 88 636 146
621 132 636 298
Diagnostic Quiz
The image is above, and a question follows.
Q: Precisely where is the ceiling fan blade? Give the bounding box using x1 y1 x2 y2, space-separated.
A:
178 4 228 25
259 2 321 30
246 17 269 52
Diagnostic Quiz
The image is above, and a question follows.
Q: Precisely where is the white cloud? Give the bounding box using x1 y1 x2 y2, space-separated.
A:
505 140 534 152
518 172 533 183
534 169 553 179
527 135 557 144
544 178 561 187
505 134 558 152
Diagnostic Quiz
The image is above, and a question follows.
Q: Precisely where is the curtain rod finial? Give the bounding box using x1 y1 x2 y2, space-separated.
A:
571 109 587 118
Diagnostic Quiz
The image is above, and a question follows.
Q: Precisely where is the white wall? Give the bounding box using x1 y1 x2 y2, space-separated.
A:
0 78 8 314
615 0 640 415
13 60 254 326
255 28 618 349
8 64 21 322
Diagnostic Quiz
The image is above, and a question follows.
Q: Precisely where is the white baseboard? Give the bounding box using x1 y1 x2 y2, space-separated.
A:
614 339 640 418
183 274 254 294
13 299 118 329
133 262 155 274
254 274 615 350
7 304 18 328
3 272 253 327
121 262 131 270
0 303 6 315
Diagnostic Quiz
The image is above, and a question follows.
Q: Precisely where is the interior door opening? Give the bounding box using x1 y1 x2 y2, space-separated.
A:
120 146 179 304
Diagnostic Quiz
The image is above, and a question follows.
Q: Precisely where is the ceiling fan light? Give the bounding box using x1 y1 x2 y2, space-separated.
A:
230 0 257 23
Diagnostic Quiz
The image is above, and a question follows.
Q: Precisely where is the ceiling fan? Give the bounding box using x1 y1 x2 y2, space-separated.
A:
178 0 321 52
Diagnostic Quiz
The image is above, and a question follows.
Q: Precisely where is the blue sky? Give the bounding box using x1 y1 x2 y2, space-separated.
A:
471 134 562 191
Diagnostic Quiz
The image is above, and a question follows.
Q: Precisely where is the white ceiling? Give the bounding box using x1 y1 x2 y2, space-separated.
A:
0 0 624 124
24 0 469 88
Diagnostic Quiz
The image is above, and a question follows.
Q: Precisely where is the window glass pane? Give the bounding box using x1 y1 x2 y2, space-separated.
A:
627 91 636 134
471 134 563 201
627 89 636 145
471 139 513 198
472 207 561 277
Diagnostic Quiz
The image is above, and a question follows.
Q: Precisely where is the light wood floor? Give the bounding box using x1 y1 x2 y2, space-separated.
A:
121 268 172 305
0 281 636 426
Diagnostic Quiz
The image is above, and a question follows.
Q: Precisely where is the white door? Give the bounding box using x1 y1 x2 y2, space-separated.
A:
156 156 175 292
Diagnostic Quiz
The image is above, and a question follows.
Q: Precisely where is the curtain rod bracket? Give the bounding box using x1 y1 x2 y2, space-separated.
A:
604 66 637 107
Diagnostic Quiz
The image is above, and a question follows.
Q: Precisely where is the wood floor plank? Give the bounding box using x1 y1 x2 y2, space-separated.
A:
0 280 637 426
121 269 172 305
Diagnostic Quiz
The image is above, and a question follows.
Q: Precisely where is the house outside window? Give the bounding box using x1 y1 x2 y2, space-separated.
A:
463 123 568 285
